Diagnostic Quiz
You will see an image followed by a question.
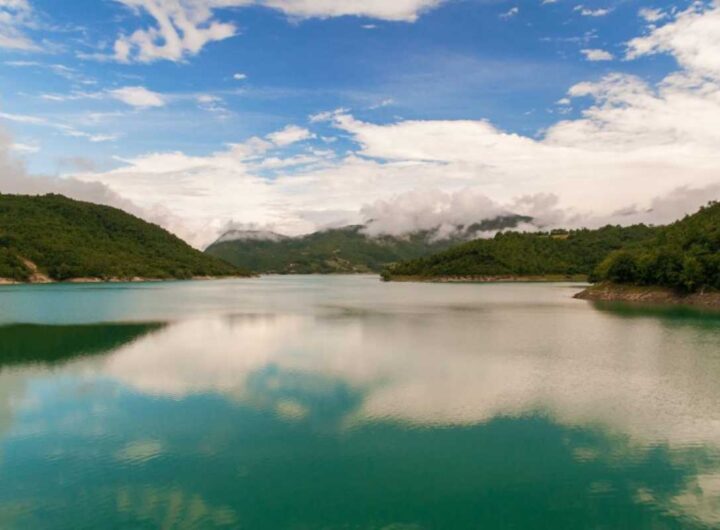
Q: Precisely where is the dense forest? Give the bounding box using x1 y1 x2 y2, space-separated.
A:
593 202 720 292
382 225 658 280
205 216 530 274
0 194 243 282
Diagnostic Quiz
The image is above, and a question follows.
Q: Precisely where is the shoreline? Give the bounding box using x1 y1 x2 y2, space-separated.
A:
574 283 720 310
0 275 253 286
383 274 588 283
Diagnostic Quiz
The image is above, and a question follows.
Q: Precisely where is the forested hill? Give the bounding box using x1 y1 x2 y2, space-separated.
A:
0 194 244 283
204 216 531 274
382 225 658 281
593 202 720 292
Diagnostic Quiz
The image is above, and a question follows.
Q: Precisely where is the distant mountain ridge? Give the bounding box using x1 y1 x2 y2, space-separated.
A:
0 194 245 283
215 230 290 244
204 215 533 274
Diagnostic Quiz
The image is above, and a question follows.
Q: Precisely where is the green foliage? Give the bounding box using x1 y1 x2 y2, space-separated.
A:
594 202 720 292
0 247 30 281
205 222 528 274
383 225 658 280
0 193 243 282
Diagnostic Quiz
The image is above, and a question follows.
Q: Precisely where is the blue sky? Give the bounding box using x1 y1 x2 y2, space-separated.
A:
1 0 718 245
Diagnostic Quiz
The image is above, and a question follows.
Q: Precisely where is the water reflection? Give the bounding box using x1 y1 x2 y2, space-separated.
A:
93 311 720 449
0 323 164 369
0 280 719 528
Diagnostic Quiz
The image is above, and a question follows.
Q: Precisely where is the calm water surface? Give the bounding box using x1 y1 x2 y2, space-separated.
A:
1 276 720 529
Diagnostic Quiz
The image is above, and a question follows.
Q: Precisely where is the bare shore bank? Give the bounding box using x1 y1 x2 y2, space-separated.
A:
574 283 720 310
384 274 588 283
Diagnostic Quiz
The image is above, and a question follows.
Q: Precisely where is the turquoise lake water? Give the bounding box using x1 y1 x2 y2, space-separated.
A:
1 276 719 529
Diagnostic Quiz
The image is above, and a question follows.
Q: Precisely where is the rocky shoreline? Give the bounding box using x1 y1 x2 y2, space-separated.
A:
574 283 720 310
384 274 588 283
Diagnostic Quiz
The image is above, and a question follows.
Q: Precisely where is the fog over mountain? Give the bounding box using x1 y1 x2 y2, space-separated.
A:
4 125 719 248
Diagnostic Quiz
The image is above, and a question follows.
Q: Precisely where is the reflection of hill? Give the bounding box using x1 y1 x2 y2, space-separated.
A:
0 323 165 369
589 301 720 329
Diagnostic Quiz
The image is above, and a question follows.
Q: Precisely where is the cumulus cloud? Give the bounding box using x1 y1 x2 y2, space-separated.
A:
266 125 314 146
627 2 720 78
106 0 446 63
581 48 614 61
109 86 166 107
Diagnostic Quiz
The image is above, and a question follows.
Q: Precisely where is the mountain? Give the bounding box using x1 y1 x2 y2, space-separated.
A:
0 193 245 283
591 202 720 293
204 215 532 274
214 230 290 244
382 224 659 281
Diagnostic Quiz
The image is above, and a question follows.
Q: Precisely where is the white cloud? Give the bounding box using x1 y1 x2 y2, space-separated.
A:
581 48 614 61
233 72 247 80
0 111 47 125
4 61 96 85
259 0 447 22
0 111 120 144
309 108 347 123
109 86 166 107
369 98 395 110
111 0 238 63
106 0 446 63
639 7 666 23
10 141 39 154
266 125 314 146
0 0 37 50
500 6 519 19
574 5 611 17
627 3 720 79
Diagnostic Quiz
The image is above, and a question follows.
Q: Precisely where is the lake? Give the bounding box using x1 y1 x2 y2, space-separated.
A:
1 276 719 529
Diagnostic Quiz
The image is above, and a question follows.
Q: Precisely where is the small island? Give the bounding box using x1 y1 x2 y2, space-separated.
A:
0 194 248 284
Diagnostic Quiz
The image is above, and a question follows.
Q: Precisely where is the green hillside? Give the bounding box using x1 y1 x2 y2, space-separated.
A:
593 202 720 292
205 216 531 274
0 194 244 282
382 225 658 281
